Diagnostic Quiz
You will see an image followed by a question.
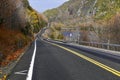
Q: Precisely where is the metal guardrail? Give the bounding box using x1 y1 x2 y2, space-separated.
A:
52 39 120 51
79 41 120 51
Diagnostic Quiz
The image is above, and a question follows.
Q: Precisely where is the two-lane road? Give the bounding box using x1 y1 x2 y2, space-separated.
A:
7 39 120 80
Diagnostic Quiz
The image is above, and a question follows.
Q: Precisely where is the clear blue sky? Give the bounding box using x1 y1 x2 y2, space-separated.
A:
28 0 69 13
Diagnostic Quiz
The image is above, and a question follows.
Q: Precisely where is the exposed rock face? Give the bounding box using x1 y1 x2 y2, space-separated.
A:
44 0 120 44
44 0 120 22
44 0 96 23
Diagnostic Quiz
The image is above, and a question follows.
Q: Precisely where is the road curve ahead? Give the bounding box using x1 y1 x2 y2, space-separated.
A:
32 39 120 80
7 39 120 80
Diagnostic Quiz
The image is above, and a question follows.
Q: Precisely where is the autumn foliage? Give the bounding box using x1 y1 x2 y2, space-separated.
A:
107 13 120 44
0 27 31 66
0 0 48 67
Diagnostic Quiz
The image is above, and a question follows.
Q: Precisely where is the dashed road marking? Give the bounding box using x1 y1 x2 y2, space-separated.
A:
15 70 28 75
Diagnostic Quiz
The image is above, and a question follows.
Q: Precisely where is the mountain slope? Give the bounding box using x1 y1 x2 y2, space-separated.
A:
44 0 120 21
44 0 120 44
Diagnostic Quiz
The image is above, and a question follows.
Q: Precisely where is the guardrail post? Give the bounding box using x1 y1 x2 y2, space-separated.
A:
79 41 119 51
107 40 110 50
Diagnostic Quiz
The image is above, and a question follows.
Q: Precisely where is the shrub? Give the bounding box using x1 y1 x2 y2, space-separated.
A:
0 27 32 66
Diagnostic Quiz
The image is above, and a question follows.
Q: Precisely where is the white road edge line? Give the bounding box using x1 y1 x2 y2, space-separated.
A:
26 39 37 80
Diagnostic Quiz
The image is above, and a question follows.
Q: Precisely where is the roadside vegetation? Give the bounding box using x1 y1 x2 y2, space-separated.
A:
48 22 64 40
0 0 48 67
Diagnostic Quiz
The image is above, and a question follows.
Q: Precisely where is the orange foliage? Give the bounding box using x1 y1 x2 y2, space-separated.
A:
0 27 31 66
1 48 25 66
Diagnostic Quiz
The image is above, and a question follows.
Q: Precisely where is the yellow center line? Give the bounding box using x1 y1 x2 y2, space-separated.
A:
48 41 120 77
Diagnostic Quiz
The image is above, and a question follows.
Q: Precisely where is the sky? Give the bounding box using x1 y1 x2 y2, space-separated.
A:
28 0 69 13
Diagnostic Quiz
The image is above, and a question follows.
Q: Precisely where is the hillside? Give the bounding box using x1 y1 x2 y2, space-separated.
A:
44 0 120 44
0 0 47 66
44 0 120 22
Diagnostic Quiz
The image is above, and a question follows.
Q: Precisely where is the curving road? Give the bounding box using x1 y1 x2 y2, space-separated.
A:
7 38 120 80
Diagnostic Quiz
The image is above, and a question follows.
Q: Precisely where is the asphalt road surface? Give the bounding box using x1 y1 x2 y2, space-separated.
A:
7 38 120 80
